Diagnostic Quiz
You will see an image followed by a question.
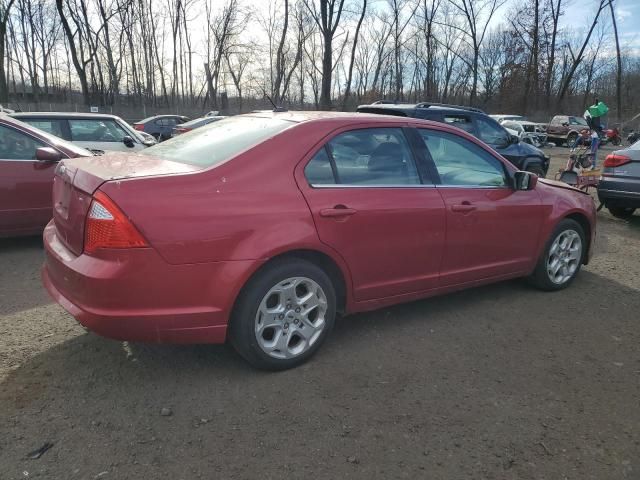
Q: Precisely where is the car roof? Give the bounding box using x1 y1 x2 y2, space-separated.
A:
11 112 122 120
136 114 188 123
246 110 435 126
357 102 484 115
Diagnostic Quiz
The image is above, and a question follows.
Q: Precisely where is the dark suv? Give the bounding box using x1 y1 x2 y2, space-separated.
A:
357 102 550 176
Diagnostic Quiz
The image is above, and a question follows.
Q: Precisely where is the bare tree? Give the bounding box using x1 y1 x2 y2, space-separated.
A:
609 0 621 122
304 0 346 109
0 0 16 103
341 0 367 109
446 0 506 105
556 0 611 103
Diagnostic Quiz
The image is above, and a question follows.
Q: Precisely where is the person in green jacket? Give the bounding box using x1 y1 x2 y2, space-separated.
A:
587 97 608 131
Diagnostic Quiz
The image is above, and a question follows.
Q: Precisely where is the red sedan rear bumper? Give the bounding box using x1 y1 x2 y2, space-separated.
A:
42 222 256 344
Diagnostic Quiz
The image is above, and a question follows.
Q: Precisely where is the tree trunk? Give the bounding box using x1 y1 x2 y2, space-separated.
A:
342 0 367 110
609 0 622 123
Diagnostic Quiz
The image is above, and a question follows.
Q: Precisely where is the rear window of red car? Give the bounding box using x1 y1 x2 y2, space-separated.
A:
141 116 294 167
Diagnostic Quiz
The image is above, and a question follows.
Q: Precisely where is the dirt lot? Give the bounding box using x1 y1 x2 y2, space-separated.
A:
1 146 639 479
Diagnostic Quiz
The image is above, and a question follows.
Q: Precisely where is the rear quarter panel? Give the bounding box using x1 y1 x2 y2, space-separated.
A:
98 122 346 266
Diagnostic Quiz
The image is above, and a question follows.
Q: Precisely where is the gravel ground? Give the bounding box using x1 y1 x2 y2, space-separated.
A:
1 145 639 479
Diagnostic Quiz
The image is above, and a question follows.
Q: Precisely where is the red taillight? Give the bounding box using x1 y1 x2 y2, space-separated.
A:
175 127 190 134
84 191 148 254
603 154 631 168
133 124 144 131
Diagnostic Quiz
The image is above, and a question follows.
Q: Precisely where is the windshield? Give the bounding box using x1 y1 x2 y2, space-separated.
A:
141 116 295 166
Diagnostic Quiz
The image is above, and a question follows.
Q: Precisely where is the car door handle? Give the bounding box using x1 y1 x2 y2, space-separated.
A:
319 206 357 218
451 203 476 213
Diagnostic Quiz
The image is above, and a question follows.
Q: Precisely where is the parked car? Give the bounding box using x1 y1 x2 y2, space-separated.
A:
490 114 526 124
171 115 226 136
11 112 156 153
597 140 640 219
357 102 550 176
133 115 191 141
0 114 92 238
42 111 595 370
546 115 590 146
501 120 548 148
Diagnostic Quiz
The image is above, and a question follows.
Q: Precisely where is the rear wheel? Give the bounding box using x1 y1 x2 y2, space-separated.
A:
608 206 636 219
229 259 336 370
528 219 585 291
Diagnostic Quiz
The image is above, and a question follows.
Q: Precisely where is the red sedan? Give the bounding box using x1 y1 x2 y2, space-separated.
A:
0 115 92 237
42 112 596 370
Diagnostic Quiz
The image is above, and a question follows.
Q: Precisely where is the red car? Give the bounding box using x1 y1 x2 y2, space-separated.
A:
42 112 596 370
0 115 92 237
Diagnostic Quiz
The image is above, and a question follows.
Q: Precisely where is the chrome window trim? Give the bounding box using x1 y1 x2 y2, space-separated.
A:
598 188 640 197
435 184 511 189
309 183 436 189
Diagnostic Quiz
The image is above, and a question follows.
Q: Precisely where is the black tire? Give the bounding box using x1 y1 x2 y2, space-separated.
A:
566 132 578 148
528 218 586 291
608 206 636 219
228 258 336 371
526 164 546 178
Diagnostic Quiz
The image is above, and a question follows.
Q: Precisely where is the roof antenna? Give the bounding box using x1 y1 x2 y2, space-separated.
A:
263 89 287 112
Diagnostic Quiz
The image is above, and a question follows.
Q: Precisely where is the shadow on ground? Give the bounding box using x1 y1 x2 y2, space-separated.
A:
1 270 638 479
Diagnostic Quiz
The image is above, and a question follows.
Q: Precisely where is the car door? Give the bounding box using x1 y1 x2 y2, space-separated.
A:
0 123 57 235
297 126 446 302
416 127 544 286
68 118 142 152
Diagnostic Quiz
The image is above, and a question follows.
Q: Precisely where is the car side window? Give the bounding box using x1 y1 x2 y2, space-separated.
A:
305 128 421 186
0 124 45 160
22 119 68 139
69 119 129 142
418 129 508 187
304 148 336 185
443 114 474 134
475 117 509 147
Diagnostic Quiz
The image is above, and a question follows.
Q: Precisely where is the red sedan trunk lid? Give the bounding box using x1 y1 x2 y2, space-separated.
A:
52 152 200 255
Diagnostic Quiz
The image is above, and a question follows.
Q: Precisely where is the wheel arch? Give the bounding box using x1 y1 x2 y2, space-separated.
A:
563 212 593 265
230 248 352 321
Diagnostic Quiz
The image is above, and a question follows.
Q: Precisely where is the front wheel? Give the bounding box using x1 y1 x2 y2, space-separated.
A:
229 259 336 370
528 219 585 291
608 206 636 219
566 132 579 148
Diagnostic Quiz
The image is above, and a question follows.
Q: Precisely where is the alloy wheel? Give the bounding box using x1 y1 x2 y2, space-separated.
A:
546 229 582 285
255 277 328 359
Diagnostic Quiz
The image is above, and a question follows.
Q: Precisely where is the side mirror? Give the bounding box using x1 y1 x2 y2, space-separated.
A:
513 170 538 191
123 136 135 148
35 147 62 162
